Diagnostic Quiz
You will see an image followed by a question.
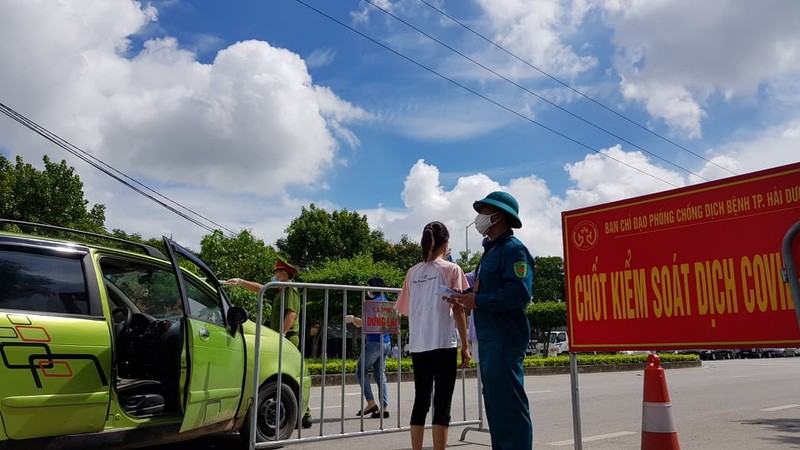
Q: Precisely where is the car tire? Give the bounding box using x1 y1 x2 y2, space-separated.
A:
241 381 298 442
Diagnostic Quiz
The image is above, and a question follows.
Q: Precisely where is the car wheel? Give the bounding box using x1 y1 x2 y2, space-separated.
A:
242 381 298 442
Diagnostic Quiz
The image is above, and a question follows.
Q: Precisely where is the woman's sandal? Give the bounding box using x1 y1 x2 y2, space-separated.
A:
355 405 379 416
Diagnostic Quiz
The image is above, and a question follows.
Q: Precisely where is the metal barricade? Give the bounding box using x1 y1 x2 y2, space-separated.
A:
246 281 484 449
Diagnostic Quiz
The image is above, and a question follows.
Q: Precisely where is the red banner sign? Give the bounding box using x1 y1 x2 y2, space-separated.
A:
562 162 800 351
362 300 400 335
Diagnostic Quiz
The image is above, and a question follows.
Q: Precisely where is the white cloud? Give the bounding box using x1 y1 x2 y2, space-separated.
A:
563 145 685 206
351 0 397 25
619 79 707 139
0 0 367 198
383 98 514 141
475 0 597 79
696 118 800 180
367 159 565 257
305 48 337 69
604 0 800 137
0 0 368 243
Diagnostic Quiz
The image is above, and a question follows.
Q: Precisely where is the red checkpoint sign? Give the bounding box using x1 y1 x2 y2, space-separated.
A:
362 300 400 335
562 162 800 352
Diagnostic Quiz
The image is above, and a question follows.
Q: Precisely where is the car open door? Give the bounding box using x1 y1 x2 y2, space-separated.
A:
162 238 246 433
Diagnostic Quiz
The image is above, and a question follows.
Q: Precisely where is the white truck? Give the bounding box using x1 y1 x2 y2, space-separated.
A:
536 330 569 356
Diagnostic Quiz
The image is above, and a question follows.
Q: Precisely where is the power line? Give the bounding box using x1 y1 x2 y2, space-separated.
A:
291 0 680 188
417 0 737 177
364 0 708 181
0 101 236 236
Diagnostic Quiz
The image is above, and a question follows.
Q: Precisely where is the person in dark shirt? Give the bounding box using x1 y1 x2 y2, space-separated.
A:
449 191 534 450
350 277 393 419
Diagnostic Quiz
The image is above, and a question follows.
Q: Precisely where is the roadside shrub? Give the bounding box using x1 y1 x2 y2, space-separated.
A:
304 352 697 375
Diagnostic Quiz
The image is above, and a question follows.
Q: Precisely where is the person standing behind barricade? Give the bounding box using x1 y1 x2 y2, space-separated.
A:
449 191 535 450
395 221 470 450
346 277 392 418
224 257 313 429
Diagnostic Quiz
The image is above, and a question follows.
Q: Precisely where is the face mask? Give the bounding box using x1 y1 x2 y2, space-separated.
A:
474 213 497 235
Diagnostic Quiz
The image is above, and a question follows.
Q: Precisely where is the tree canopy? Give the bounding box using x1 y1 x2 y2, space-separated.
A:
276 204 377 270
533 256 565 302
526 301 567 357
199 229 279 320
0 155 105 232
376 234 422 272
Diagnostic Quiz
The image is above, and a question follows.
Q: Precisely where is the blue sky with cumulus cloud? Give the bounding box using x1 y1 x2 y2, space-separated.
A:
0 0 797 258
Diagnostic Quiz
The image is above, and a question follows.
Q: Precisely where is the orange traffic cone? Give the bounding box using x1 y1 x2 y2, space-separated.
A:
641 353 680 449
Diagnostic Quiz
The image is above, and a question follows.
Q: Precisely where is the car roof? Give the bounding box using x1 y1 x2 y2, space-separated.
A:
0 218 167 260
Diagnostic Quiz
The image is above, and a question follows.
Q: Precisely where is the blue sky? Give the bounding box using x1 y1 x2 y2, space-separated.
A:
0 0 798 258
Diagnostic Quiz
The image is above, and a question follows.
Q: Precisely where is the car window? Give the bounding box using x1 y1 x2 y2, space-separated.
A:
0 249 89 315
100 257 224 326
100 258 183 319
184 278 224 326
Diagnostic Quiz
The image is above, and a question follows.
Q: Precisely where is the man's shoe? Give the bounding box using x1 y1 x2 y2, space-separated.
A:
371 410 389 419
301 415 313 429
355 405 378 416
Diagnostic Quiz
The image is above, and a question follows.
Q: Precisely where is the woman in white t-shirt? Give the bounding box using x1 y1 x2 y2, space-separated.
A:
395 221 470 450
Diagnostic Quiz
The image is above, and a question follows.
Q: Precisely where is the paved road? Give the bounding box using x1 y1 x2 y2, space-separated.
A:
152 357 800 449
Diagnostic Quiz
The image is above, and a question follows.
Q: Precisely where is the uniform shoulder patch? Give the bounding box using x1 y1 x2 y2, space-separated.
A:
513 261 528 278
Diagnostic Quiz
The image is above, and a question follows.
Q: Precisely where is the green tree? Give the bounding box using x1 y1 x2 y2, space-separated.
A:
526 301 567 357
455 250 482 273
302 253 404 315
108 228 166 254
533 256 565 302
0 155 105 231
297 254 405 358
276 204 377 270
373 234 422 272
199 229 279 321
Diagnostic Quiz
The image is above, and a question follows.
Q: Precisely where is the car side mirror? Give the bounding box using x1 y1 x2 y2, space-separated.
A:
226 306 248 332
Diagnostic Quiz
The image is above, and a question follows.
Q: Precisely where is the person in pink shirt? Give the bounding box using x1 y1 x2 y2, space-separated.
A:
395 221 470 450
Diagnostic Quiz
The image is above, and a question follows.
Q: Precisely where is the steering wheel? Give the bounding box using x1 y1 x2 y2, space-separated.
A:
111 306 132 339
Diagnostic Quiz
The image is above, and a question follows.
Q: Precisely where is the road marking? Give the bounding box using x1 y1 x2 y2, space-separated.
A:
548 431 636 446
760 404 800 412
526 390 553 394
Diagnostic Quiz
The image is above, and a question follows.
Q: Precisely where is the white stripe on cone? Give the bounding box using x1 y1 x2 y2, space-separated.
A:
642 402 676 433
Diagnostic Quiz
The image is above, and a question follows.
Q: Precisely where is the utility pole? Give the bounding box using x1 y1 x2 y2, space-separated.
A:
465 221 474 263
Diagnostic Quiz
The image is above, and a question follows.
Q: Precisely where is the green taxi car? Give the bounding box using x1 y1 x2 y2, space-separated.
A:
0 220 311 448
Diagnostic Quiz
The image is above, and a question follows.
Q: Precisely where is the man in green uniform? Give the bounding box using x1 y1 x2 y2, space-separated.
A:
450 191 534 450
225 258 312 428
268 259 302 347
